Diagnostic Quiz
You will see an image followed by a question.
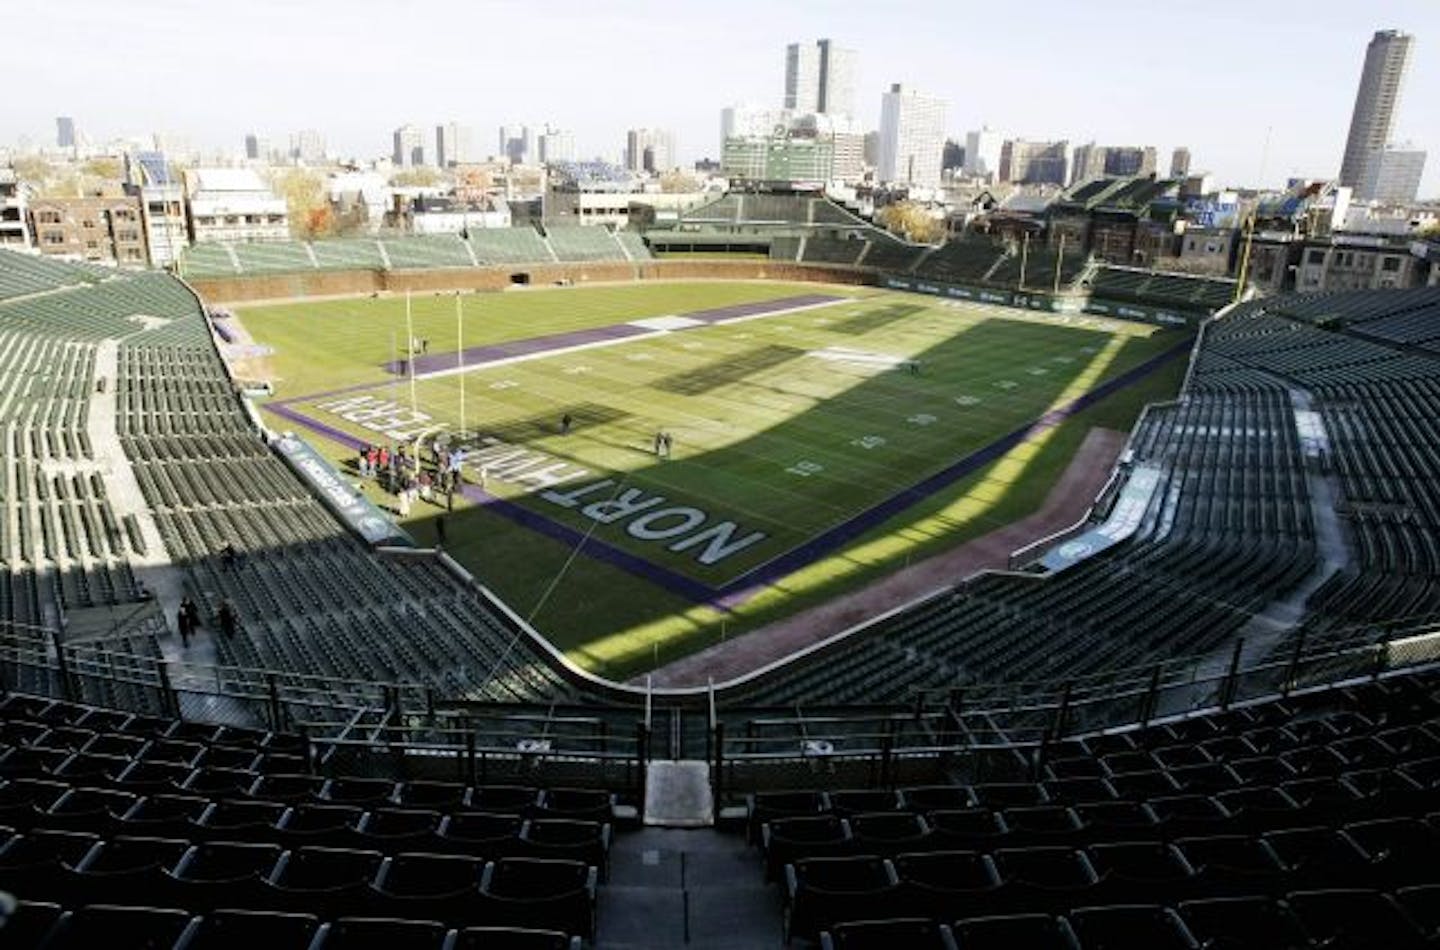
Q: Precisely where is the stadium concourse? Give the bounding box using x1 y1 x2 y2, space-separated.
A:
2 242 1440 946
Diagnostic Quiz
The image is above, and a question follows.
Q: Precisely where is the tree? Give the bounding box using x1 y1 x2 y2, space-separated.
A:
271 168 331 240
659 170 701 194
876 201 944 243
82 157 122 180
392 167 443 188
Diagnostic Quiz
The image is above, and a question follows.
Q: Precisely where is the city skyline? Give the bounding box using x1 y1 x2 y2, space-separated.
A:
2 0 1438 195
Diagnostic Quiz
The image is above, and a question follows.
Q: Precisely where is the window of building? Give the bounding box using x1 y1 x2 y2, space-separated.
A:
37 211 62 225
43 232 65 244
1382 257 1401 272
1306 250 1325 264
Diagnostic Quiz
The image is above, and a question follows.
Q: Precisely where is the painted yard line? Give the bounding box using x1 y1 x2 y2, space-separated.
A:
271 335 1189 610
405 327 674 380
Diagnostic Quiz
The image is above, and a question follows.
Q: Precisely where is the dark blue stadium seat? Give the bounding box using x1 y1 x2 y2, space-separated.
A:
893 849 999 919
316 916 449 949
188 909 320 950
371 851 484 926
784 855 899 941
1286 888 1431 949
819 917 957 950
171 840 284 912
951 913 1072 950
42 903 195 949
1177 896 1308 950
1066 903 1195 950
480 857 596 938
267 846 384 919
454 925 582 949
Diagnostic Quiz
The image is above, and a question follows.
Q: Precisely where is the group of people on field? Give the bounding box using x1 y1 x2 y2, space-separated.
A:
358 440 466 515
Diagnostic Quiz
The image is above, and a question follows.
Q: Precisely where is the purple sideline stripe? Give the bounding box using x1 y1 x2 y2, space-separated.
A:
268 336 1189 610
381 323 651 376
682 293 842 324
377 293 844 375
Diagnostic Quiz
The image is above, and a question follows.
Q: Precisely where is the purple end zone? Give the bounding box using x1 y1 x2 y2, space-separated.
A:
379 293 843 375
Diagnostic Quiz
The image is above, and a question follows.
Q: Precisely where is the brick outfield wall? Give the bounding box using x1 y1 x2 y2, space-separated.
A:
188 260 875 305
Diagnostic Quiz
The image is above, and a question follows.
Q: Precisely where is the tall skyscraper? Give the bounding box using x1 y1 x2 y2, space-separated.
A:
963 127 1004 180
538 127 576 164
999 139 1071 185
499 125 535 165
393 125 423 167
1170 146 1192 179
291 129 325 164
1339 29 1414 200
56 117 76 150
625 128 674 173
435 122 472 167
878 84 947 187
244 133 264 161
784 39 857 118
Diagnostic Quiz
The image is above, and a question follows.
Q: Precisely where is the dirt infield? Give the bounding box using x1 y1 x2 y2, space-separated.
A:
642 426 1129 688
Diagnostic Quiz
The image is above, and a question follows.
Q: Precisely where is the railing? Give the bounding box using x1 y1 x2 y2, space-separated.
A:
6 615 1440 802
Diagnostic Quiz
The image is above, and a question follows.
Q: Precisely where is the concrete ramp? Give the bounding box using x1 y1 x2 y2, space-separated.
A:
644 760 714 827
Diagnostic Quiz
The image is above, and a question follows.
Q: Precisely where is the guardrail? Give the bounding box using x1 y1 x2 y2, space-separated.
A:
5 616 1439 801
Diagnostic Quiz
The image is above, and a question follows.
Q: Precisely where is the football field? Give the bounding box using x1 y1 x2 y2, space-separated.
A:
241 280 1188 680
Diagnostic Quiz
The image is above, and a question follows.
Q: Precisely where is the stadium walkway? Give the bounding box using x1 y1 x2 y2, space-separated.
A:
642 427 1128 688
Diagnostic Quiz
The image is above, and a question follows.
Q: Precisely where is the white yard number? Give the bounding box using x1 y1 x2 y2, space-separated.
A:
627 352 653 362
562 365 591 375
851 435 887 450
908 414 937 426
489 380 518 390
786 460 825 477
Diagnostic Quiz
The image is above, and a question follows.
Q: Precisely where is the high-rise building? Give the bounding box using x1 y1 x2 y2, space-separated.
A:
877 84 947 187
942 140 964 173
499 125 535 165
784 39 857 118
1372 144 1427 204
393 125 423 167
56 117 76 150
1170 146 1192 179
625 128 674 173
244 134 261 161
538 127 576 164
999 139 1071 185
1339 29 1414 200
435 122 472 167
1102 146 1157 178
1070 143 1105 184
291 130 325 164
963 127 1004 180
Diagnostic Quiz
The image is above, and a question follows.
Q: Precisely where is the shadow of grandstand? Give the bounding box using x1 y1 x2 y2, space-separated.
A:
826 302 929 336
390 317 1191 680
650 344 807 396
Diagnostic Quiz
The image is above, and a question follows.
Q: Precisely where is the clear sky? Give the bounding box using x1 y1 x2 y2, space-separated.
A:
4 0 1437 195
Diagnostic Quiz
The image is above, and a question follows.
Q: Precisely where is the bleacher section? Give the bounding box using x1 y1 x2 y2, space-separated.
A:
0 250 112 302
0 692 604 948
745 669 1440 948
542 226 628 263
1091 266 1237 313
179 228 656 278
0 253 574 724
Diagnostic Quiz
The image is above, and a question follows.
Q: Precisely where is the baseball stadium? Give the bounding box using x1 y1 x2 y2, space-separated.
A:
3 191 1440 948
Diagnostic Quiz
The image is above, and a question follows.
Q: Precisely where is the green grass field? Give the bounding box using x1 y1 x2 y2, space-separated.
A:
243 280 1186 680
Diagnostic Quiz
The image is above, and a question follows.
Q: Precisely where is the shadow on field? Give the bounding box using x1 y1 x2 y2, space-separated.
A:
377 316 1189 681
650 344 806 396
828 302 929 335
